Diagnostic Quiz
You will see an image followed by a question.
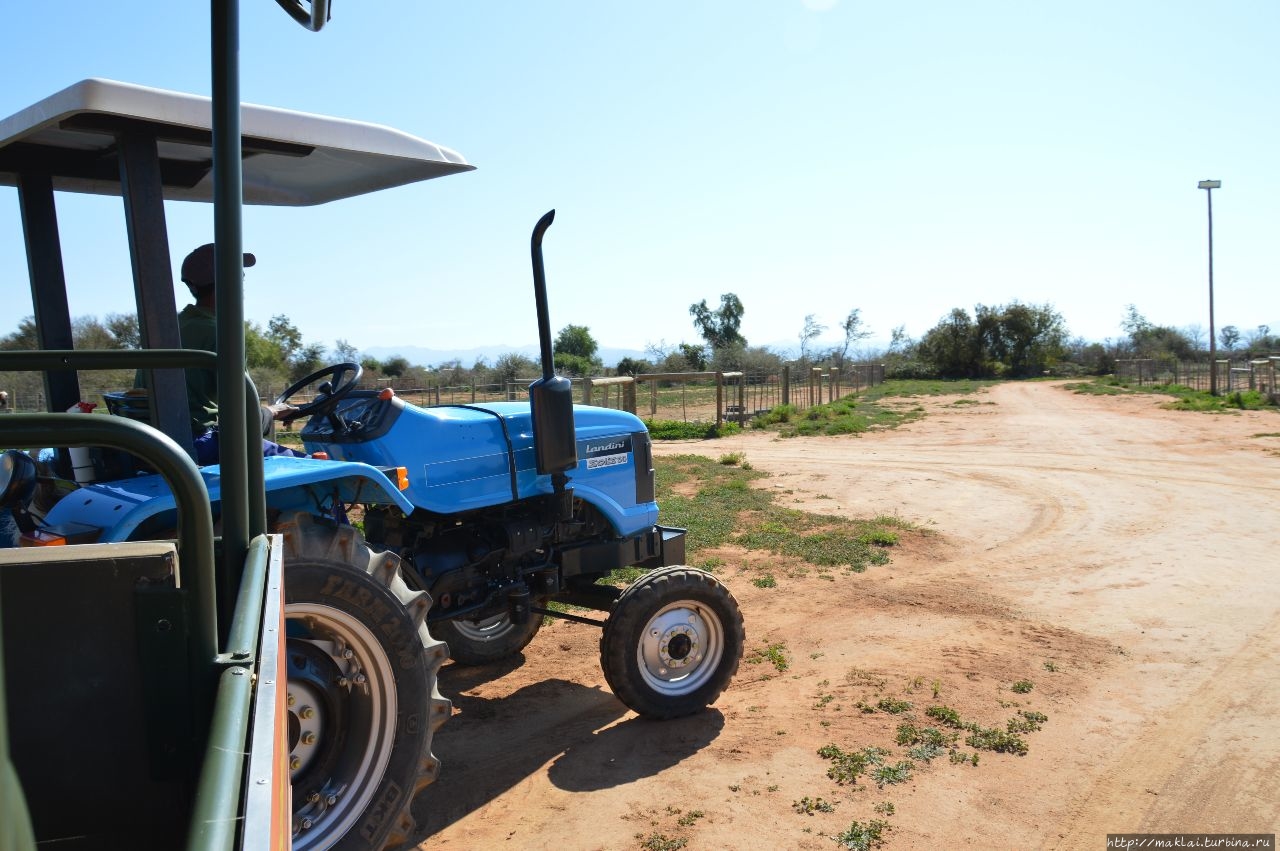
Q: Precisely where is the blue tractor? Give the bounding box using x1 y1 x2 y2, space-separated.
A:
2 75 743 850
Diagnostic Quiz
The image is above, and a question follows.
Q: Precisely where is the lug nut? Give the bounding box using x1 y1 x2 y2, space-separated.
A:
290 756 301 771
301 732 317 746
300 706 315 719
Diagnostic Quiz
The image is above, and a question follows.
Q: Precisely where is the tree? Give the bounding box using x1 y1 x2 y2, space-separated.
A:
918 302 1067 378
615 356 650 376
266 314 304 364
494 352 538 384
0 317 38 350
887 325 911 354
291 343 328 381
552 324 601 376
333 339 360 362
1217 325 1240 352
1245 325 1276 356
918 308 982 378
837 308 872 368
245 321 286 372
1183 323 1207 353
1121 305 1193 360
798 314 825 363
105 313 140 349
381 355 410 377
678 342 709 371
689 293 745 350
553 324 598 360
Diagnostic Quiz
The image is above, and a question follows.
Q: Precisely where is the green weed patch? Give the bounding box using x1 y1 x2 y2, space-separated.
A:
654 454 908 572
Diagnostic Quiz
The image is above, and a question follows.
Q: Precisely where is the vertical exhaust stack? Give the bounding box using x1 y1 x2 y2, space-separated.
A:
527 210 578 518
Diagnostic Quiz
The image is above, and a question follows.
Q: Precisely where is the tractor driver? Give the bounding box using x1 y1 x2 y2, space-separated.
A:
139 243 305 465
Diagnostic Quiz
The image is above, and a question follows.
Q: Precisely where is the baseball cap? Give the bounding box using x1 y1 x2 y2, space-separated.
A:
180 242 257 289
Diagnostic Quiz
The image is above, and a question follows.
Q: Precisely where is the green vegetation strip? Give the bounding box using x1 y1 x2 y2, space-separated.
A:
653 454 909 573
750 378 998 437
1064 377 1277 412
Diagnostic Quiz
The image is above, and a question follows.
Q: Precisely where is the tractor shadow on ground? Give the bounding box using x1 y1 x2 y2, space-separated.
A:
417 654 725 836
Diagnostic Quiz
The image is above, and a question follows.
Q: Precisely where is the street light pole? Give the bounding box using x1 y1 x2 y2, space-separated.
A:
1198 179 1221 395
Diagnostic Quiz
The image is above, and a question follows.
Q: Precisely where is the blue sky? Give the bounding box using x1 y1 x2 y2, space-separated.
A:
2 1 1276 362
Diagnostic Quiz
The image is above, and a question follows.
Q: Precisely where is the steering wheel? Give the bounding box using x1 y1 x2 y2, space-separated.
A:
275 362 363 422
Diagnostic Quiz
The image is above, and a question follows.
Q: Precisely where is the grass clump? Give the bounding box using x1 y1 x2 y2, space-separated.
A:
751 574 777 589
834 819 890 851
1007 710 1048 734
965 724 1029 755
638 834 687 851
746 642 789 672
872 761 913 787
1011 679 1034 694
818 744 889 785
925 705 963 728
792 796 836 815
876 698 912 714
644 418 740 440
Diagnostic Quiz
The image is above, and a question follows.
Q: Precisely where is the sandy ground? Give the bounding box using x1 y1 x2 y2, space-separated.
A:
411 381 1280 850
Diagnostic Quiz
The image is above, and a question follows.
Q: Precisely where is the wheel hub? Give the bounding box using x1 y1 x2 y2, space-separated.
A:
656 623 699 671
638 603 723 695
284 606 395 849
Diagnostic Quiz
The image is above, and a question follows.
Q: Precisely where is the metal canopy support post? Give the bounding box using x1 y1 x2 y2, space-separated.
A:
211 0 253 603
118 131 196 458
16 173 80 416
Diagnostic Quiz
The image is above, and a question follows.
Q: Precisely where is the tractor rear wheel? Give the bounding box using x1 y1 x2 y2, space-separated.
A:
433 606 544 666
600 566 744 719
279 513 450 851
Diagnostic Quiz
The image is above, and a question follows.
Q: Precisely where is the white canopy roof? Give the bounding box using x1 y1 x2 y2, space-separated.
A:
0 78 473 206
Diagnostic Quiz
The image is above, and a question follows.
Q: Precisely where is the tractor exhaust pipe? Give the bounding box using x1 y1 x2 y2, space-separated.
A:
527 210 577 517
532 209 558 382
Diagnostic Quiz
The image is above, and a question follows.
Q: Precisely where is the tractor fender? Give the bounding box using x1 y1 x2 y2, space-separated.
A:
39 456 412 543
259 455 414 515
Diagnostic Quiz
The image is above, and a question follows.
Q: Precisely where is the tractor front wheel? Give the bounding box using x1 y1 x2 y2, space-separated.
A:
600 566 744 719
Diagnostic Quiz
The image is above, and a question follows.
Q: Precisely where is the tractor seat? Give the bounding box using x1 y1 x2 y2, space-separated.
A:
102 389 153 422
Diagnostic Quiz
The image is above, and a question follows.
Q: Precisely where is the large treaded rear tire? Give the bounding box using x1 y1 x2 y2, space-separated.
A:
278 513 450 851
600 566 744 719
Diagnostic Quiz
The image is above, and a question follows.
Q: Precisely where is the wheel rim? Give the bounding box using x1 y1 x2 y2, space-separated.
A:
450 612 516 642
635 600 724 697
287 602 397 850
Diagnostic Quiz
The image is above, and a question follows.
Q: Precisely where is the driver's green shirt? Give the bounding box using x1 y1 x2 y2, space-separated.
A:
133 303 218 433
177 304 219 432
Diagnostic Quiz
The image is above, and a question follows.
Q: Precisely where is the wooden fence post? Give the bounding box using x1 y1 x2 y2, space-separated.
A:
715 372 724 430
781 365 790 406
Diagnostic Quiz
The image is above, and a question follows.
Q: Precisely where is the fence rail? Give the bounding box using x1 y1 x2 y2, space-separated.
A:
1 364 887 427
1115 357 1280 401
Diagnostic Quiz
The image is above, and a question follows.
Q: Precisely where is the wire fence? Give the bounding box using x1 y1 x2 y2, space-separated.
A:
1115 357 1280 401
0 363 887 426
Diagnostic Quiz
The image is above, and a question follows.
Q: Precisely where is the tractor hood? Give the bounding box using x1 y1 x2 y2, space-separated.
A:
304 401 658 535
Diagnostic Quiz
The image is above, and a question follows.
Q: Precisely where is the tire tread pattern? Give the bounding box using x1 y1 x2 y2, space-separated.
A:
277 512 449 850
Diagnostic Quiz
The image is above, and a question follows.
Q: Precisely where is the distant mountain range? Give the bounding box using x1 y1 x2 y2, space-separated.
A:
361 344 649 369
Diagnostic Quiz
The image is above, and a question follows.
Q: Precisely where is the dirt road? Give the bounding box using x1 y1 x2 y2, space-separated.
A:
414 381 1279 849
